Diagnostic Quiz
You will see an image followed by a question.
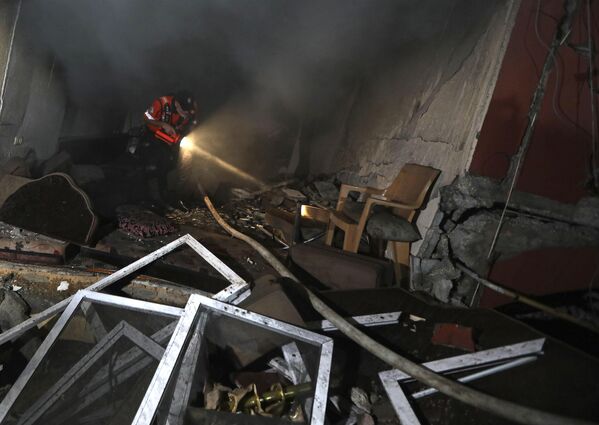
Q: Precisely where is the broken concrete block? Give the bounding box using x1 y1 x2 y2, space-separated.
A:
0 290 28 331
431 278 453 303
428 258 460 281
448 210 599 274
440 174 599 229
366 211 421 242
0 290 41 359
411 257 459 302
268 194 284 207
409 257 439 291
574 197 599 229
433 235 451 259
281 188 307 202
312 181 339 202
350 387 372 414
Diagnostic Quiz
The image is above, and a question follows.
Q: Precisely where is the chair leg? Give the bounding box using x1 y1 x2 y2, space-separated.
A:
351 209 370 253
392 241 410 266
344 228 360 253
324 221 336 246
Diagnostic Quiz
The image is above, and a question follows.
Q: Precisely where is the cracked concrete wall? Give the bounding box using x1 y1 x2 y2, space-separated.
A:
309 0 519 253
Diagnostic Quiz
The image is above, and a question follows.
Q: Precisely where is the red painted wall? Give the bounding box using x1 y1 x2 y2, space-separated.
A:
469 0 599 307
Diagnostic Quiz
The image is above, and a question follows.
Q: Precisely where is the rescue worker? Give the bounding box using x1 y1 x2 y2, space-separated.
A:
140 91 198 203
144 90 198 143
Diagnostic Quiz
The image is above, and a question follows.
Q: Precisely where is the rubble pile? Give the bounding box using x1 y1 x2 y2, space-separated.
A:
412 175 599 306
168 201 265 234
167 175 339 240
0 151 597 425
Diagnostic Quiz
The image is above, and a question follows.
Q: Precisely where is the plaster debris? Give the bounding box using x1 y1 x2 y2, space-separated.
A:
281 188 307 202
56 281 69 291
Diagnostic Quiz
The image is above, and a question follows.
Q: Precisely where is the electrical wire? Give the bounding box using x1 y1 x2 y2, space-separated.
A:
535 0 590 136
488 0 577 260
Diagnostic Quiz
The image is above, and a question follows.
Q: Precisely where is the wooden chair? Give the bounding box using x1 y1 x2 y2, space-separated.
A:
324 163 440 266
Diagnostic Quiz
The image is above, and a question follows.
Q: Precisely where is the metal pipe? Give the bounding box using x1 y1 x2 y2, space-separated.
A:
457 263 599 334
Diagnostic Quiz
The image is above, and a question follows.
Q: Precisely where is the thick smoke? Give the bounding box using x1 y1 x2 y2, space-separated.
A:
22 0 494 183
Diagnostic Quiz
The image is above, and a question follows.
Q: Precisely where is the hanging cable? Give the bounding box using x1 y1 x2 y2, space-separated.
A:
488 0 578 259
535 0 591 135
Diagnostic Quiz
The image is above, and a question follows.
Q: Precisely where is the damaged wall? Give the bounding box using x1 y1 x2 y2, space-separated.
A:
467 0 599 307
308 0 520 251
311 0 519 187
0 0 68 162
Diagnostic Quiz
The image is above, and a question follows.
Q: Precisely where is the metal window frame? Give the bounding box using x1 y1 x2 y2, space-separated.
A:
0 290 201 425
18 320 166 425
378 338 545 425
162 293 334 425
306 311 402 332
0 234 251 347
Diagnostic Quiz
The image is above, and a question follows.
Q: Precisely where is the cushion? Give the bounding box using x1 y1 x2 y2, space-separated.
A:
366 211 421 242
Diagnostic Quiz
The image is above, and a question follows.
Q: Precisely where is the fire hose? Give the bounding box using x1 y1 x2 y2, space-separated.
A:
201 191 595 425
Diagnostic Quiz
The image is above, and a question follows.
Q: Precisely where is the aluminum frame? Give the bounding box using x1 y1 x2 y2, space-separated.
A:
0 234 250 347
307 311 402 332
163 293 334 425
18 320 165 425
378 338 545 424
0 290 201 425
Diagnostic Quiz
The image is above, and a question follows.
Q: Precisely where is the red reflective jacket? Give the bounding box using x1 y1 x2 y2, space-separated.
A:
144 96 192 144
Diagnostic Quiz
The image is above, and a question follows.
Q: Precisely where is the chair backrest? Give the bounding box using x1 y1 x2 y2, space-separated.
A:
383 163 440 207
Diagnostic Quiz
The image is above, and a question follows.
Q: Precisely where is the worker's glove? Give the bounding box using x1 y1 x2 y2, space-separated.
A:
163 124 177 136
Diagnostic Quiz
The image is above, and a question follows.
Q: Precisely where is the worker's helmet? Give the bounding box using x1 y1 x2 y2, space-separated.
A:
174 90 195 112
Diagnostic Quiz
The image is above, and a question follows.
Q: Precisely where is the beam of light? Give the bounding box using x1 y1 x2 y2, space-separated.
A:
179 136 265 188
180 136 193 151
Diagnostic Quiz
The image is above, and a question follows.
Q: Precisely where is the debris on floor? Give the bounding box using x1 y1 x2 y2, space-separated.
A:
430 323 476 352
0 221 70 265
0 171 596 425
116 205 177 238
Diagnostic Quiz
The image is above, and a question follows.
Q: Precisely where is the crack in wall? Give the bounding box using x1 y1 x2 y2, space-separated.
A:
400 22 487 141
374 135 450 146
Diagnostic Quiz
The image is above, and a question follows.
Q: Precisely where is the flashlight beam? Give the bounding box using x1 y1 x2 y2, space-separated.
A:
182 141 265 188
